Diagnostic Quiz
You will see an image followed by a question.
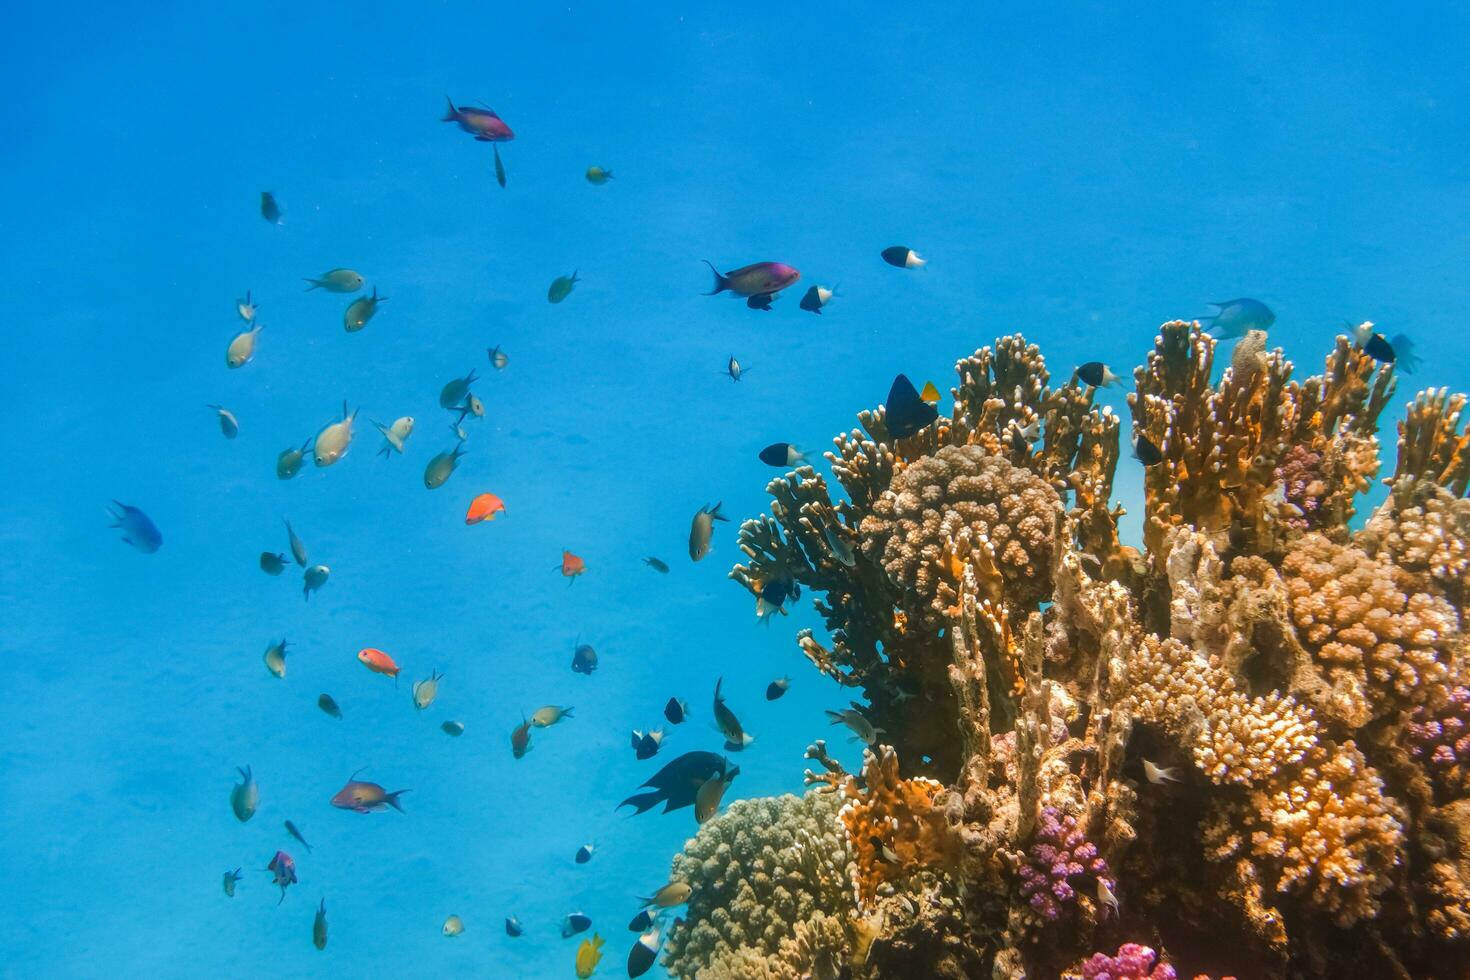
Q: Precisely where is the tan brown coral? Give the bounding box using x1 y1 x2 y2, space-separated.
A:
860 444 1060 627
1282 533 1459 726
837 745 961 908
1360 479 1470 605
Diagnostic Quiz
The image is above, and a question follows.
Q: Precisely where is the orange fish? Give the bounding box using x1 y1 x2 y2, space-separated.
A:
357 647 401 684
919 381 941 405
466 493 507 525
559 550 586 581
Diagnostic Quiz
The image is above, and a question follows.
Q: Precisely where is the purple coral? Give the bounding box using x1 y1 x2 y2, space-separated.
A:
1409 685 1470 801
1274 444 1325 531
1018 806 1111 921
1078 943 1177 980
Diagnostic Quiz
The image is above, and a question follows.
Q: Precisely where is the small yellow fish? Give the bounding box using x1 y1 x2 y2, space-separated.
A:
531 705 574 727
919 381 941 405
263 639 288 679
575 933 605 978
442 914 464 937
412 670 443 710
638 880 692 908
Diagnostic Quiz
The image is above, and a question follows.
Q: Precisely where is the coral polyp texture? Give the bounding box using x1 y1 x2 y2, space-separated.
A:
655 323 1470 979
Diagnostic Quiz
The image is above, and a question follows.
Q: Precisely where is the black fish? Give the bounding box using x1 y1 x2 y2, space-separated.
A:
505 916 524 937
633 731 661 760
885 374 938 439
628 927 661 977
758 443 795 467
1133 433 1163 466
627 909 655 932
766 677 790 701
561 913 592 938
799 285 830 314
575 844 594 864
1075 361 1120 388
663 697 688 725
260 552 288 576
644 557 669 573
317 694 342 719
572 642 598 675
746 293 774 311
759 578 796 608
260 191 283 224
1363 332 1396 364
880 245 923 268
284 820 312 853
618 751 730 814
493 144 506 188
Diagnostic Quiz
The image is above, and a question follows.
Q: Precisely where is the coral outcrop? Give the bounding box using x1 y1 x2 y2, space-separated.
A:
655 323 1470 979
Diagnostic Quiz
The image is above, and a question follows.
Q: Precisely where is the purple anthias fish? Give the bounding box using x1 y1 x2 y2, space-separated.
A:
266 850 296 905
703 261 800 298
442 97 515 142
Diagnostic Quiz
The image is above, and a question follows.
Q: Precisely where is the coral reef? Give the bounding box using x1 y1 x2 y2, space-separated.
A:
657 323 1470 979
661 792 854 979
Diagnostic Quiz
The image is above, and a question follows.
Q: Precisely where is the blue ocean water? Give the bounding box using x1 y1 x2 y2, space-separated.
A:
2 3 1468 977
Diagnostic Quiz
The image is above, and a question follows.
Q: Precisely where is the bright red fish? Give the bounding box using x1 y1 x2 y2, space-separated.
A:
442 97 515 142
560 550 586 580
266 850 296 904
466 493 507 525
330 771 408 814
357 647 400 681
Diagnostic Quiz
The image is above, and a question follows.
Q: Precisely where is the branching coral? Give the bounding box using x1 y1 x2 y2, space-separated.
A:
661 793 854 980
695 325 1470 980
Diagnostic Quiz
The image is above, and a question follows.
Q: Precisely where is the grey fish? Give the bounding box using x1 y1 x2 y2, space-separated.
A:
548 271 580 304
313 898 328 951
303 269 364 293
260 192 283 224
344 287 387 332
643 557 669 573
303 564 330 600
223 868 242 897
1200 298 1274 339
285 520 308 567
688 502 728 561
441 720 465 737
109 501 162 553
439 370 479 409
493 144 506 188
230 766 258 822
424 440 467 489
277 440 311 480
285 820 312 853
713 677 745 746
208 404 240 439
317 693 343 719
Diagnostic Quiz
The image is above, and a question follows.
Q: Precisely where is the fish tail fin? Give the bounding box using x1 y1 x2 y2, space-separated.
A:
618 791 661 815
303 279 321 291
442 96 458 121
702 260 728 295
710 501 728 522
385 790 409 812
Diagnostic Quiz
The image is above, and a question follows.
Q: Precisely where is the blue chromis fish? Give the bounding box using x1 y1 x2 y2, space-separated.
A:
260 191 283 224
1200 298 1274 339
303 269 364 293
223 868 242 897
880 245 925 268
109 501 162 553
230 766 258 822
704 261 799 298
548 271 581 304
344 287 387 332
562 912 593 938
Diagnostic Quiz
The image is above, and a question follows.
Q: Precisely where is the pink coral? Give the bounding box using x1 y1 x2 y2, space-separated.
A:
1077 943 1176 980
1273 443 1326 532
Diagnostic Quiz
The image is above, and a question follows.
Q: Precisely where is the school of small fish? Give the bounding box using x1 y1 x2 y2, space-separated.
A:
90 93 1380 977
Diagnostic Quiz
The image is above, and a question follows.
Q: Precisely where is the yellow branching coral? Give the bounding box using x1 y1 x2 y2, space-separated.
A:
1203 742 1406 928
861 444 1061 626
1282 533 1459 725
837 745 960 908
